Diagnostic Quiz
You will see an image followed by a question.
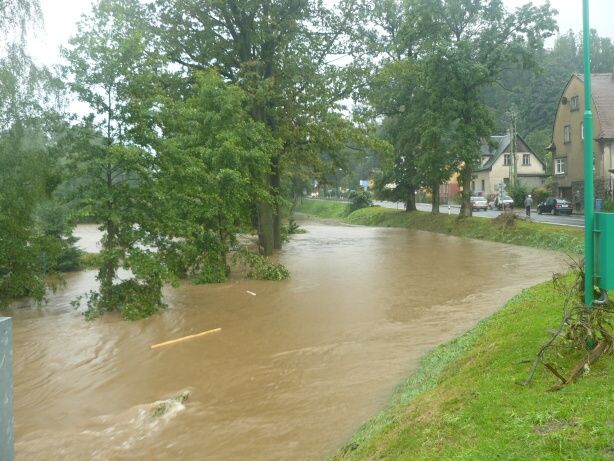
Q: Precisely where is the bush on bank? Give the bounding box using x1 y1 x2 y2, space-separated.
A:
296 200 583 255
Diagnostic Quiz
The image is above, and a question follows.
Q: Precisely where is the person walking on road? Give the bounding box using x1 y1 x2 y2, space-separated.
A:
524 194 533 217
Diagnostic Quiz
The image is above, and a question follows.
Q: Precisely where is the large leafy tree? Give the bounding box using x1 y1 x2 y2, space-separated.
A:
145 70 280 283
153 0 373 254
62 0 172 319
410 0 557 217
365 0 422 211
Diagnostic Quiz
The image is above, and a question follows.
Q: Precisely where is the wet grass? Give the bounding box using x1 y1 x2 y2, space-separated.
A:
295 198 349 220
329 278 614 460
296 200 584 255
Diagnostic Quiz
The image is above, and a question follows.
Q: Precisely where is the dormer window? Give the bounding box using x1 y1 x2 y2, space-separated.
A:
570 96 579 111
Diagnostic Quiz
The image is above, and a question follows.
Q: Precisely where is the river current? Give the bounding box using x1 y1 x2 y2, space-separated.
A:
10 220 567 460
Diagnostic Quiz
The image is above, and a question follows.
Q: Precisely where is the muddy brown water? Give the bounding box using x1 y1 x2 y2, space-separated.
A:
9 220 567 460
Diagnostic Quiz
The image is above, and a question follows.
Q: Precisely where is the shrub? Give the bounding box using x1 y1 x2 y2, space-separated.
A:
602 197 614 212
83 277 166 320
530 186 549 205
192 260 228 284
234 247 290 281
508 183 529 207
346 190 373 214
280 218 306 242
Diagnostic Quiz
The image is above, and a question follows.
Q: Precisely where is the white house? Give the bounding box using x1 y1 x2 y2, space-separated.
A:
472 134 547 197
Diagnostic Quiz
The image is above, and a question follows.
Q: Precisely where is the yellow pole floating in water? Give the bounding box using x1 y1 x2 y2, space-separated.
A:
150 328 222 349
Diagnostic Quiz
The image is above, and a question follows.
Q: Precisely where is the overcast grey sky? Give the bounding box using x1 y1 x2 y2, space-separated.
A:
28 0 614 67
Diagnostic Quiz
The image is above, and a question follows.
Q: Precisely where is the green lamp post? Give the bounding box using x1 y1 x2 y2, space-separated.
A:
583 0 594 307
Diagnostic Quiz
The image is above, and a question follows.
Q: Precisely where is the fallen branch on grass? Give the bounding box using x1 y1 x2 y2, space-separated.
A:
548 340 611 391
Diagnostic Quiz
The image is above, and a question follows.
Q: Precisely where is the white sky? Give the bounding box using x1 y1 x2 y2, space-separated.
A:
28 0 614 67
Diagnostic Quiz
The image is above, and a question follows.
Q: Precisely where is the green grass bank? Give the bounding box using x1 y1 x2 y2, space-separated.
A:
330 279 614 460
296 200 584 255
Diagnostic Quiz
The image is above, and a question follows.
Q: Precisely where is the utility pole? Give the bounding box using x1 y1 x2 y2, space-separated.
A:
507 108 518 187
511 110 518 187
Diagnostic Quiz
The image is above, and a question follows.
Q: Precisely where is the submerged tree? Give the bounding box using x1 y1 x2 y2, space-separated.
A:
147 70 280 283
62 0 172 319
154 0 373 254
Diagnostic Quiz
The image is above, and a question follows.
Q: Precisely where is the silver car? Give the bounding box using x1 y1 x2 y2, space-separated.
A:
471 196 488 211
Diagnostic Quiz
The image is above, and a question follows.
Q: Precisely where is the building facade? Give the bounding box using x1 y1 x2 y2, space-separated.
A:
473 134 547 198
550 74 614 205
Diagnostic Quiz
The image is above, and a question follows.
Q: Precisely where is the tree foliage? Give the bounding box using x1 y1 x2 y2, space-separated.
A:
0 0 75 306
147 70 279 283
62 0 171 319
153 0 376 254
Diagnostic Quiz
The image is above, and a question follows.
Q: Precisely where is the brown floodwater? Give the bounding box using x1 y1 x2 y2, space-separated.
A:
9 220 567 460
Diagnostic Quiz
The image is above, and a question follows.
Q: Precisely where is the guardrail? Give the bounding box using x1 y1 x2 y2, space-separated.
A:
0 317 14 461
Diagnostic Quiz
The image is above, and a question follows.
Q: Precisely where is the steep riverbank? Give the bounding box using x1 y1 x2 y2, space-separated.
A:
296 200 584 255
293 201 613 460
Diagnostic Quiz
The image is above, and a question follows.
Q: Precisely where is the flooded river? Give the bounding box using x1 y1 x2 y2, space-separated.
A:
9 221 567 460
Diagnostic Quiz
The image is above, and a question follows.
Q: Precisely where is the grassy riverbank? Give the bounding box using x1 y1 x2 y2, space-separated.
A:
330 279 614 460
296 200 584 255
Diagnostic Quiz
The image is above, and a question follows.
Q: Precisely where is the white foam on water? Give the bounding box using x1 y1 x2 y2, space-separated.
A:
16 390 190 460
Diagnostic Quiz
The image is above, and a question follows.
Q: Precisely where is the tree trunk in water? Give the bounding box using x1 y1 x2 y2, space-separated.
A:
458 167 472 218
405 187 417 211
271 156 282 250
431 183 441 214
257 201 274 256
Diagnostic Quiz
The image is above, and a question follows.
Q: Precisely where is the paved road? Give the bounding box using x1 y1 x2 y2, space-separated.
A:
375 201 585 229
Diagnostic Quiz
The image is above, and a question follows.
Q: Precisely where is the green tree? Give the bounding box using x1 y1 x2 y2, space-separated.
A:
412 0 556 217
147 70 279 283
365 0 422 212
0 1 73 305
62 0 171 319
154 0 373 254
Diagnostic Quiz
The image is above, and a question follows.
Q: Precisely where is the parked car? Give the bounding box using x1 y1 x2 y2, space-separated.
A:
491 195 514 210
470 196 488 211
537 197 573 215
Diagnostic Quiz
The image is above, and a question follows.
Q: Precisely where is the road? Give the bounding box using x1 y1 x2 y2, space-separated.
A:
375 201 585 228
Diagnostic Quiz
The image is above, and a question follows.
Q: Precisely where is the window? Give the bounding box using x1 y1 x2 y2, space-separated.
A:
481 179 485 191
471 180 475 191
522 154 530 166
503 154 511 166
564 125 571 143
555 158 566 175
581 122 584 140
570 96 579 111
